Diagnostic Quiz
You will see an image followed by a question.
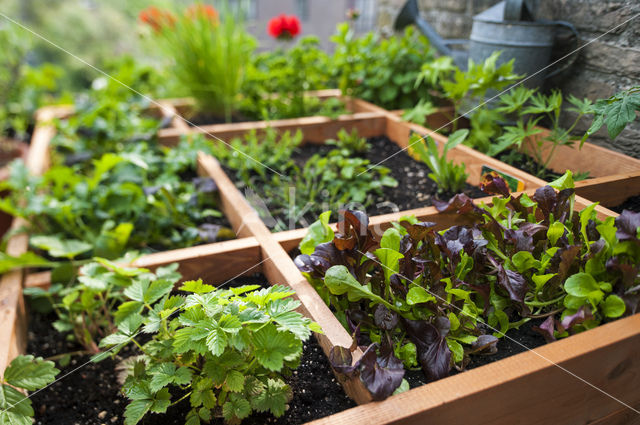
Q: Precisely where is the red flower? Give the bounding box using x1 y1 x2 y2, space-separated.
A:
186 4 219 24
139 6 176 32
267 14 301 40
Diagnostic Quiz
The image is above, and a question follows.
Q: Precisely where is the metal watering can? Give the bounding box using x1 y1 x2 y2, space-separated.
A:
395 0 579 88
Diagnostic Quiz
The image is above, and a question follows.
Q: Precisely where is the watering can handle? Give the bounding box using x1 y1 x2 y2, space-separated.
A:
504 0 524 21
544 20 580 79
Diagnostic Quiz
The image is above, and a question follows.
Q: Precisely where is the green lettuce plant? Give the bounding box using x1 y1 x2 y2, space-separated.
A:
294 172 640 400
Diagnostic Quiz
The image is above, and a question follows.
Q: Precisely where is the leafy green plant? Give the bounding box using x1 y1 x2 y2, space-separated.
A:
470 87 593 178
216 129 396 231
411 129 469 194
0 137 232 266
0 355 59 425
211 129 302 181
584 86 640 141
0 25 64 140
142 3 256 122
100 277 321 424
295 172 640 400
331 24 435 110
241 36 343 120
26 259 181 354
406 52 521 131
326 128 369 155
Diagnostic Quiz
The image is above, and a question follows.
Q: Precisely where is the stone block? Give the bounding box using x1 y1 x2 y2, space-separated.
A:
420 0 467 13
583 41 640 78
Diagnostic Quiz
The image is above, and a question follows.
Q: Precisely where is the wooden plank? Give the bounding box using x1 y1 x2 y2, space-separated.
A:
521 130 640 178
574 172 640 207
385 115 546 189
25 237 263 291
158 112 387 146
197 153 373 405
309 314 640 425
132 237 262 284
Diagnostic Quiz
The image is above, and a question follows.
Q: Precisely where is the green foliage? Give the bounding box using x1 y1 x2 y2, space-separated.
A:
0 136 231 264
146 3 255 121
468 87 592 178
241 36 344 120
0 25 65 140
216 129 397 231
411 129 469 193
211 128 302 182
0 355 59 425
326 128 370 155
331 24 435 109
295 173 640 398
99 276 320 424
585 86 640 141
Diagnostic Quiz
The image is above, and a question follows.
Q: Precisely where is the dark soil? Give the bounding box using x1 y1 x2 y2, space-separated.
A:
495 150 564 182
404 318 547 388
226 136 485 231
28 274 354 425
611 195 640 214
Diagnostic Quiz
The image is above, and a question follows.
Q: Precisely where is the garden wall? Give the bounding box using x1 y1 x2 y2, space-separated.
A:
375 0 640 159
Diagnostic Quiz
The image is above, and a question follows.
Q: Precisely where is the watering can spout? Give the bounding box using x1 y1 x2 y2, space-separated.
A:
394 0 466 67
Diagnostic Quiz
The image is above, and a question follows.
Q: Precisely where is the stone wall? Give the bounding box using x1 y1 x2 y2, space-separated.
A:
376 0 640 158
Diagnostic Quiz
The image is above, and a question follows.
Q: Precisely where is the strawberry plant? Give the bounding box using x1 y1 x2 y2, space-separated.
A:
99 276 321 424
295 172 640 400
25 259 181 354
0 137 231 266
0 355 59 425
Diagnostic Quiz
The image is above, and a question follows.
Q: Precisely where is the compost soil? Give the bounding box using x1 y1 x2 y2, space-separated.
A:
495 150 566 182
225 136 485 230
28 274 354 425
611 195 640 214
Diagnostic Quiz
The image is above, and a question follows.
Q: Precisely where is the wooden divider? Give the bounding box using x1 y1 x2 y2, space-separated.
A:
158 112 388 146
0 106 64 375
574 172 640 207
521 130 640 178
197 153 373 405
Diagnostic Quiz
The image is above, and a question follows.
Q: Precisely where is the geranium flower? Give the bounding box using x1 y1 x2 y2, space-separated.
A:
267 14 301 40
139 6 176 33
186 4 219 24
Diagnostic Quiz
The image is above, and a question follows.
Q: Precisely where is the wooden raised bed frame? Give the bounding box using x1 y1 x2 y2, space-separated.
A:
386 105 640 208
2 93 639 424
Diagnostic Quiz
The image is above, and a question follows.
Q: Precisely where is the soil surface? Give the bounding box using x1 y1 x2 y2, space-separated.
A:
28 274 355 425
226 136 486 231
495 150 564 182
404 318 546 388
611 195 640 214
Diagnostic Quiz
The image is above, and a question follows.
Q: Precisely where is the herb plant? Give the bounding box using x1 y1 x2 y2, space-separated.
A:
141 3 256 122
411 129 469 194
295 172 640 400
100 277 321 424
406 52 521 131
331 24 435 110
214 129 397 231
0 355 59 425
0 137 232 265
241 37 343 120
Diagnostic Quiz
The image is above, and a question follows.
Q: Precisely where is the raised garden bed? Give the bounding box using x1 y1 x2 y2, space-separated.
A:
3 96 639 425
383 104 640 208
